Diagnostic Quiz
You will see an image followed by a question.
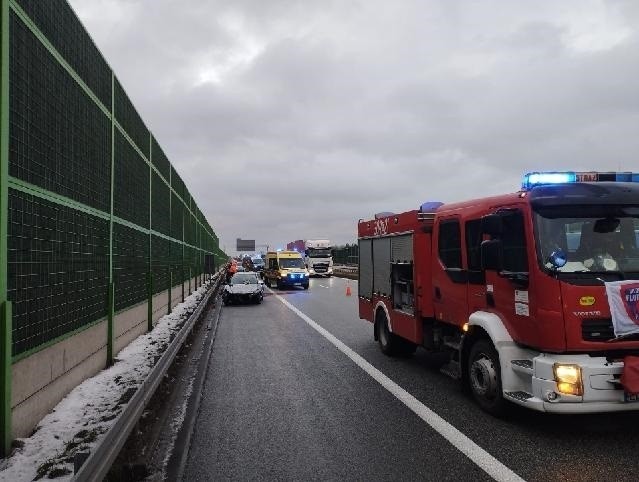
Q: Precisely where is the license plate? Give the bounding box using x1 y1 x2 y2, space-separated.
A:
293 282 301 286
624 392 639 403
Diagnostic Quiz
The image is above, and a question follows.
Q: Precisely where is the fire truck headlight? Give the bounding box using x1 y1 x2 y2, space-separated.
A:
553 363 583 396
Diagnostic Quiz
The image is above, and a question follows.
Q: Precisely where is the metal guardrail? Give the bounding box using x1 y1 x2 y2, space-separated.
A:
72 273 222 482
333 265 358 280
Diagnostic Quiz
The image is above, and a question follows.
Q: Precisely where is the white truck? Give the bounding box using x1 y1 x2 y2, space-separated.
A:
286 239 334 276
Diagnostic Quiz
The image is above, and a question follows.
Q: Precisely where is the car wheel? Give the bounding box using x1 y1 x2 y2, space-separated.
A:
276 279 283 289
303 283 309 290
467 339 508 416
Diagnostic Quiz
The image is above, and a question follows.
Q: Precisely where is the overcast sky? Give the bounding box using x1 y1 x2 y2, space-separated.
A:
68 0 639 255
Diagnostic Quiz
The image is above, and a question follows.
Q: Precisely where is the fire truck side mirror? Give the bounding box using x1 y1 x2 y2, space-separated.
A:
481 213 503 236
481 239 503 271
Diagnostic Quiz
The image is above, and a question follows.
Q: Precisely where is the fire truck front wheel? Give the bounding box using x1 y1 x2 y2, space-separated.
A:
467 339 507 416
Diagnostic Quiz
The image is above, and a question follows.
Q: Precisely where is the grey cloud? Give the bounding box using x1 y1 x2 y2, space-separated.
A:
70 0 639 251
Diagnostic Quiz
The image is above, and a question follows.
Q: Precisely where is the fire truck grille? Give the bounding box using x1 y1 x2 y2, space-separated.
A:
581 318 615 341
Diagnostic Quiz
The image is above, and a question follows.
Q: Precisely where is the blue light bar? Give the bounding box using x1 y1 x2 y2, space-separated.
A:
522 171 639 190
522 172 576 190
616 173 632 182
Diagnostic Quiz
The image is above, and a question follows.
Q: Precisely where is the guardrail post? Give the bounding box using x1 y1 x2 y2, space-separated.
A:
148 133 153 332
181 215 184 303
147 272 153 332
189 267 192 296
107 283 114 366
168 270 172 314
107 70 115 367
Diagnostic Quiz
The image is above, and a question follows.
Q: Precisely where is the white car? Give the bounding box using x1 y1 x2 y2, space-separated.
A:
223 272 264 305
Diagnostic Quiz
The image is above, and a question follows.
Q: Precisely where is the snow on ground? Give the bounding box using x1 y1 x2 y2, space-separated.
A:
0 278 217 481
160 374 196 480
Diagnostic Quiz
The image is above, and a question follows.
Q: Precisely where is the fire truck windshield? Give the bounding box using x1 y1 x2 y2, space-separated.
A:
534 206 639 275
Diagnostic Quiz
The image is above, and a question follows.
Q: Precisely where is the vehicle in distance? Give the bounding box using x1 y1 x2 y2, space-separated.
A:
223 272 264 305
264 251 310 289
251 256 265 273
286 239 334 276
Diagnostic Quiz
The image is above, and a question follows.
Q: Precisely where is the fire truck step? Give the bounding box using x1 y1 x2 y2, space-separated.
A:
510 359 534 375
504 391 534 402
439 360 461 380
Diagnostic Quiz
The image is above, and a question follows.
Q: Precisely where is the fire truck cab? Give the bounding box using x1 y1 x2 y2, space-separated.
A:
358 171 639 415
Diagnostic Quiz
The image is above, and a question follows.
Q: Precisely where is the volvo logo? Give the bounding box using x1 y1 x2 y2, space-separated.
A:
573 310 602 317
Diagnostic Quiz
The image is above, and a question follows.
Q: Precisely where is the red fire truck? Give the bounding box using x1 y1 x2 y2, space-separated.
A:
358 171 639 414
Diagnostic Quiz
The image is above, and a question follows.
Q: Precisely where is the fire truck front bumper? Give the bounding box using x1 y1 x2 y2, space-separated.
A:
505 353 639 413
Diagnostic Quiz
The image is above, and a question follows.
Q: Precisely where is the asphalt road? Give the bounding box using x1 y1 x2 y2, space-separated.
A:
184 277 639 481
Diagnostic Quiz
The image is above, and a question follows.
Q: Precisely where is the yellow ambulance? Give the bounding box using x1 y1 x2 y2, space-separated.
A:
263 251 310 289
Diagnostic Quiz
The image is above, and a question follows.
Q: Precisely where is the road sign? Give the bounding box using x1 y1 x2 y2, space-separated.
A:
236 238 256 251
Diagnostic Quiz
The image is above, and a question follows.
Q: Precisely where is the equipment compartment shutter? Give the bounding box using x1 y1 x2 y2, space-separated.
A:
392 234 413 263
373 237 391 296
358 239 373 299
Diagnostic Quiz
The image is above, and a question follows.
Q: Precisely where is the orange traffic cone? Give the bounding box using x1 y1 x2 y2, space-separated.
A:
346 283 352 296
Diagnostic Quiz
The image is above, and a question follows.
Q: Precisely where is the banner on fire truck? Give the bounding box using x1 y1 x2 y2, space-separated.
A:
605 280 639 338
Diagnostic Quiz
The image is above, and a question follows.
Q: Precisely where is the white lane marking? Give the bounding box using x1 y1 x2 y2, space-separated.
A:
318 284 329 288
271 290 524 482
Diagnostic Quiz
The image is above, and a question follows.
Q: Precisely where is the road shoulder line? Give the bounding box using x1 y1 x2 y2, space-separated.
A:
272 290 524 482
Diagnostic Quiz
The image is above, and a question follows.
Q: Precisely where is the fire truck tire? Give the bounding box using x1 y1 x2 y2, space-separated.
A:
467 339 508 416
376 311 414 356
402 341 418 355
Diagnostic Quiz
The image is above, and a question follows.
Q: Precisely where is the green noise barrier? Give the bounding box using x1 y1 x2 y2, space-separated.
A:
2 0 227 363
